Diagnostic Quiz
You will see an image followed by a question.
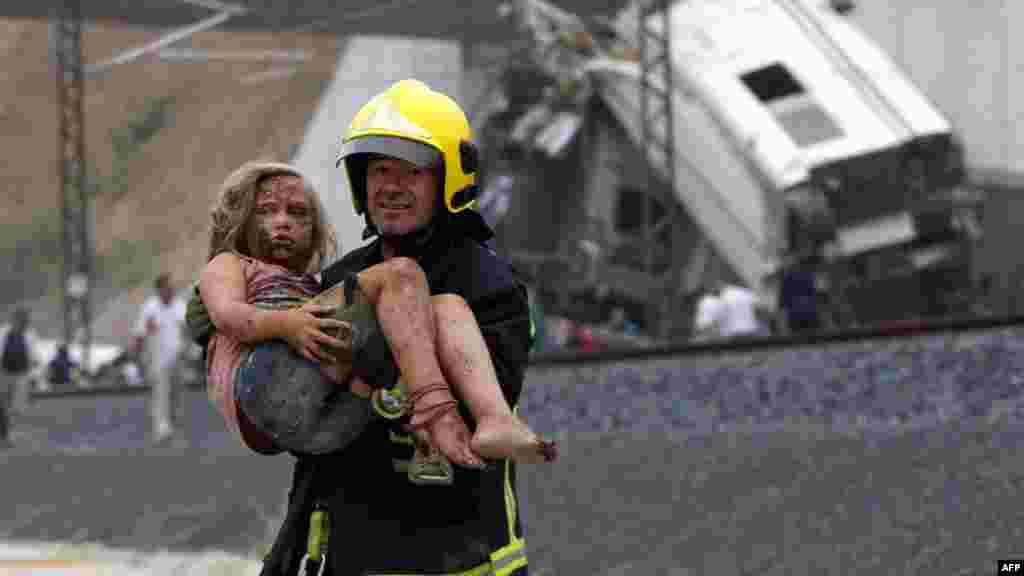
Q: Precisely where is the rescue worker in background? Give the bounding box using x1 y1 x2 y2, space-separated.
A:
260 79 535 576
778 252 822 336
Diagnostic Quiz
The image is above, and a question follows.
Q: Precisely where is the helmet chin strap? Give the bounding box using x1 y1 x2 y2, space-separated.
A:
361 215 377 240
387 223 438 257
363 213 440 257
362 186 446 254
361 197 494 257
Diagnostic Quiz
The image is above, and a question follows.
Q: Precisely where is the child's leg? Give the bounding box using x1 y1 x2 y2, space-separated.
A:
349 257 484 469
432 294 557 464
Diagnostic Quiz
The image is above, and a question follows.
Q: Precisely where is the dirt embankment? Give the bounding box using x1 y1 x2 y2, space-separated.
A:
0 19 339 339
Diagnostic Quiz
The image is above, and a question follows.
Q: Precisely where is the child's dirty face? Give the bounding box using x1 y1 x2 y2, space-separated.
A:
247 174 315 270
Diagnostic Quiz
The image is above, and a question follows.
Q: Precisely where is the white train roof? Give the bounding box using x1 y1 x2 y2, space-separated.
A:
654 0 951 189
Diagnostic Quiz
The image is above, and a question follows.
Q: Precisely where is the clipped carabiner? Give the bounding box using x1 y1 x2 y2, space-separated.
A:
300 552 327 576
301 503 329 575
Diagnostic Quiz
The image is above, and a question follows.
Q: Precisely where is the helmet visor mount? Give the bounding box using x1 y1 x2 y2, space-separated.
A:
337 135 442 170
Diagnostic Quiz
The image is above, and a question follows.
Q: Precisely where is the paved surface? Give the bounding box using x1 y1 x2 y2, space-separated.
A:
521 423 1024 576
2 344 1023 575
0 389 290 558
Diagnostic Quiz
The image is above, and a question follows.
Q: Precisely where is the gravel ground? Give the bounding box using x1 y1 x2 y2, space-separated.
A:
522 326 1024 438
0 541 261 575
1 327 1022 575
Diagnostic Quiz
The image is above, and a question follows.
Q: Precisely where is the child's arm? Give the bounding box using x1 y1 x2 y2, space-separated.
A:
199 252 349 364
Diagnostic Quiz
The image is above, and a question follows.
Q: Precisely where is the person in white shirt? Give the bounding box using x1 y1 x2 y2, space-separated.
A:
718 283 764 338
134 274 188 444
694 280 766 340
693 288 725 341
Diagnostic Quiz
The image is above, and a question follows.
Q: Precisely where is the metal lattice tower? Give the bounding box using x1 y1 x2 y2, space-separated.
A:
55 1 92 370
637 0 680 337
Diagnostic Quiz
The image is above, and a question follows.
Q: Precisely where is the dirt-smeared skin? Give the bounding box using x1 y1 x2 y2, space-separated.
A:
306 284 356 383
452 325 477 377
348 259 484 469
247 175 315 272
431 294 552 463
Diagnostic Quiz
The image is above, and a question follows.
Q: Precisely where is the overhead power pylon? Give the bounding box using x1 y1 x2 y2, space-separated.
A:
55 0 92 371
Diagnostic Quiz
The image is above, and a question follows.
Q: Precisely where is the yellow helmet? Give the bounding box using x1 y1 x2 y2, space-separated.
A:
336 79 480 216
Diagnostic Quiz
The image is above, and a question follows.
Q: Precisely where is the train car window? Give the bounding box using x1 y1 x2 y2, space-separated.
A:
741 63 805 102
615 186 666 234
741 62 843 147
777 103 844 147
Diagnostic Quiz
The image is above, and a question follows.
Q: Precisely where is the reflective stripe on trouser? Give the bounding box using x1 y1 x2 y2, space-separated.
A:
366 538 527 576
375 406 528 576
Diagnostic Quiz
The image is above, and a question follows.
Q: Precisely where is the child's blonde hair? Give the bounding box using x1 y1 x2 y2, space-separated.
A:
208 161 337 273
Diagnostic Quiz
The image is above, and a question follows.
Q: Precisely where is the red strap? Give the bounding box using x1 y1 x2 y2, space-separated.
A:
403 382 458 431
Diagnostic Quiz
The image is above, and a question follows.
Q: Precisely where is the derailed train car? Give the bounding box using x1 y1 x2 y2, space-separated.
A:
660 0 978 324
487 0 981 336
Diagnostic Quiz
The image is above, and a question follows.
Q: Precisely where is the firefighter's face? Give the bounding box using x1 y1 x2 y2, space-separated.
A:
365 157 440 238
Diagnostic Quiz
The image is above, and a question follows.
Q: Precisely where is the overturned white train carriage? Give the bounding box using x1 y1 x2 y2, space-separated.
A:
493 0 979 335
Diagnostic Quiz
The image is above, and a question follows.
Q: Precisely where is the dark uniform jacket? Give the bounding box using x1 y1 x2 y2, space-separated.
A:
261 215 533 576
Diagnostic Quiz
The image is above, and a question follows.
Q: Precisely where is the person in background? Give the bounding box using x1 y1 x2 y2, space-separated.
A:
694 279 767 340
608 306 641 338
717 280 767 338
47 343 78 388
134 274 188 445
779 254 821 336
693 281 725 342
0 307 42 446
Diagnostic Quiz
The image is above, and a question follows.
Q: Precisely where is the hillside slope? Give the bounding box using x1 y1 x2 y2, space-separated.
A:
0 19 339 340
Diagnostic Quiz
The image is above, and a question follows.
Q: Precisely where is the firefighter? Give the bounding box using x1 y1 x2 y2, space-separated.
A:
261 79 534 576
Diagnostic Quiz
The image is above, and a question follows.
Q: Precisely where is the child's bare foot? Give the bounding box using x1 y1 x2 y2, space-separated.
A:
405 383 485 470
471 414 558 464
424 409 486 469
